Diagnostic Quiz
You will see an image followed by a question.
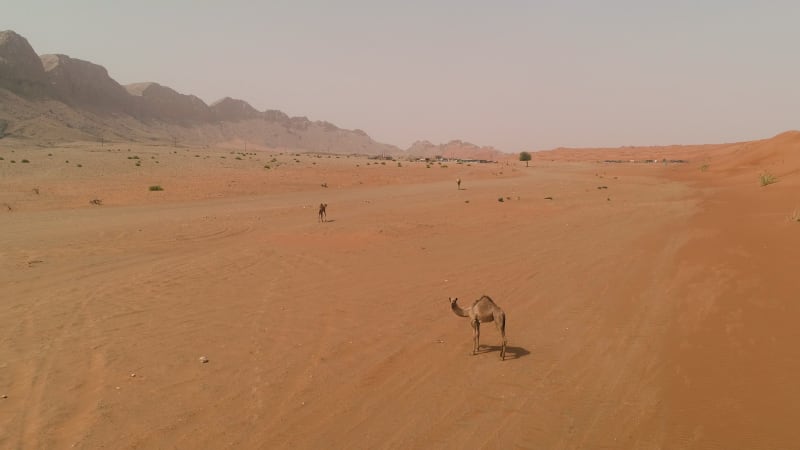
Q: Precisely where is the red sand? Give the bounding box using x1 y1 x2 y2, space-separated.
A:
1 135 799 448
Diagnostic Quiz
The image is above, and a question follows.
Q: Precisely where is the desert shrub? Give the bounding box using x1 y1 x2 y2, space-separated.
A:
77 164 83 168
498 197 504 202
700 164 710 172
235 156 242 160
0 157 4 160
21 159 30 163
760 172 778 186
397 162 402 167
149 185 164 191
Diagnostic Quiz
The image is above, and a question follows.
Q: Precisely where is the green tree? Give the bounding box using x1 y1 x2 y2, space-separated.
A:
519 151 532 167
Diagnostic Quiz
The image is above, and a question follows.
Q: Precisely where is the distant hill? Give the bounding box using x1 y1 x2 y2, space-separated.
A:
0 29 505 159
406 139 505 160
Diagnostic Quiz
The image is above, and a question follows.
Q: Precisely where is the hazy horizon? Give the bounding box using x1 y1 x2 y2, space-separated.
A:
6 1 800 151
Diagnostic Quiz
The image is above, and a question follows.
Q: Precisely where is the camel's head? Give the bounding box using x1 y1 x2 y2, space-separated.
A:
449 297 458 305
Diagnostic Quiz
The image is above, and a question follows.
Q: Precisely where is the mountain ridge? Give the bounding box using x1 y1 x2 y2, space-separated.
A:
0 30 505 159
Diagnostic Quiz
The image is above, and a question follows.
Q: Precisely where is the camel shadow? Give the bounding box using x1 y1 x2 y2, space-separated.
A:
478 345 530 360
322 219 336 223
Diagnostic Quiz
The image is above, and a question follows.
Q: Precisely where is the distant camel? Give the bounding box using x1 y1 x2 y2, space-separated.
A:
450 295 506 360
318 203 327 222
457 178 461 190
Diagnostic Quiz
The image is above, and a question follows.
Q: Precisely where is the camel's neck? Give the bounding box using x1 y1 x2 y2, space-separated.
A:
450 301 470 318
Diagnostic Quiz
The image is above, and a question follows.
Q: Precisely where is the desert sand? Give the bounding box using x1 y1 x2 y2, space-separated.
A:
2 134 800 449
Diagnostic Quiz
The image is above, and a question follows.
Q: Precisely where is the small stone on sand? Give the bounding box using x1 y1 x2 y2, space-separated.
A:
199 356 209 364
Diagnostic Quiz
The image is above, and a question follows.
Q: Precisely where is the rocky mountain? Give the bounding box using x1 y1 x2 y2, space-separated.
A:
0 30 48 97
0 29 504 159
41 54 133 114
125 82 212 123
210 97 260 122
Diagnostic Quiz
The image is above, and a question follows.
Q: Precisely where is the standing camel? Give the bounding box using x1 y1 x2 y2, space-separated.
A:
449 295 507 360
318 203 327 222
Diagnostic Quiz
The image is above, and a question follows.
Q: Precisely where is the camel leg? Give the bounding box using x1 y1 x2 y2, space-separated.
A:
471 318 480 355
496 314 506 360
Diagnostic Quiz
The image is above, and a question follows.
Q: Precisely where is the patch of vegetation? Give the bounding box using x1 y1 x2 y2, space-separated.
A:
77 164 83 168
10 160 16 163
397 162 402 167
264 165 271 169
21 159 30 163
0 157 4 160
699 164 710 172
498 197 504 202
149 185 164 191
760 172 778 187
235 156 242 160
127 156 140 160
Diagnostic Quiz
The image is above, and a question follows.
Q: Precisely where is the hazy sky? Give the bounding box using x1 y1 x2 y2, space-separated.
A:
6 1 800 151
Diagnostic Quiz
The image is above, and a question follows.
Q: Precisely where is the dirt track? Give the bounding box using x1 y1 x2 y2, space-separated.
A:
2 141 799 449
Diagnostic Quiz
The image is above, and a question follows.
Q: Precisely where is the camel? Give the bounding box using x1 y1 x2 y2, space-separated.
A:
450 295 507 360
318 203 327 222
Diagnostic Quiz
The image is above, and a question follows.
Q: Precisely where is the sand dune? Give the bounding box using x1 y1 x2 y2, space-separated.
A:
1 137 799 449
